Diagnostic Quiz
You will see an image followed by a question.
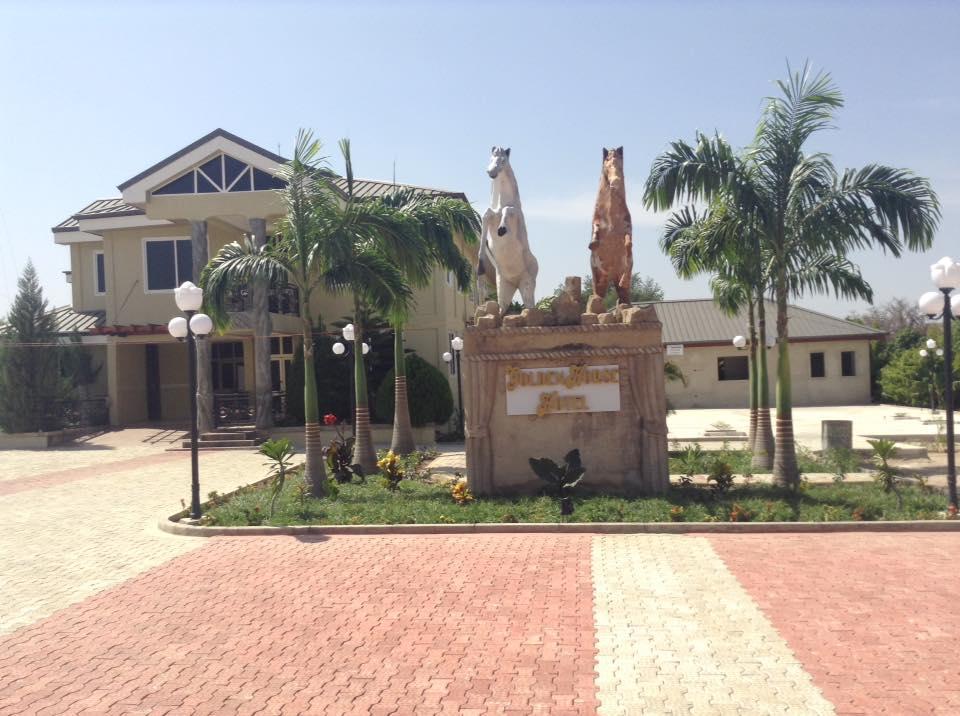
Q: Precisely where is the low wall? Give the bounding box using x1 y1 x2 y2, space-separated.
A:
463 312 669 496
0 427 94 449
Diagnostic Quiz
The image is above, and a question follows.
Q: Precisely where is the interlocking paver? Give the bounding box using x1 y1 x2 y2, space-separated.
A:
709 533 960 716
591 534 835 715
0 534 598 716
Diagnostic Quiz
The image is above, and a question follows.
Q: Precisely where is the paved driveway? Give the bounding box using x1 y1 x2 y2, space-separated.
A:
2 430 960 714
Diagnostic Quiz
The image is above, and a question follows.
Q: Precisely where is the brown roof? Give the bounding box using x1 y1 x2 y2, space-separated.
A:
53 198 144 233
332 177 467 202
648 299 884 345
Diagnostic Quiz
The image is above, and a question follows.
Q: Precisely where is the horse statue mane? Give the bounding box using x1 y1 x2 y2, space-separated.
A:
476 146 539 313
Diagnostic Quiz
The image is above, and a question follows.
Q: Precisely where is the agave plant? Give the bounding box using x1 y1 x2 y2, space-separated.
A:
529 449 586 516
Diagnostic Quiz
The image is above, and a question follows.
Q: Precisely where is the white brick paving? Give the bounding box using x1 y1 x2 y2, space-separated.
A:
591 534 835 715
0 447 265 635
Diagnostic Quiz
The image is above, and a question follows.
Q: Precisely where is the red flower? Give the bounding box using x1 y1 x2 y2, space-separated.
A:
323 414 338 426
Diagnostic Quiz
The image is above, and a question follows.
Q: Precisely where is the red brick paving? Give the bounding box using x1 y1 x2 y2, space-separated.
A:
0 534 597 716
708 533 960 715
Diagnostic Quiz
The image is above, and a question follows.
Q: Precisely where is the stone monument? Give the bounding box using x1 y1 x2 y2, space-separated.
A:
476 146 539 313
465 280 668 496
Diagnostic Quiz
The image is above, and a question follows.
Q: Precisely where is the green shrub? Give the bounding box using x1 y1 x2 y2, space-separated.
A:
374 353 454 426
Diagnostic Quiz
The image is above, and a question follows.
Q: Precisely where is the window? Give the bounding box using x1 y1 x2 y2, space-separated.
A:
717 356 749 381
810 352 826 378
841 351 856 377
144 239 192 291
212 341 245 391
94 251 106 295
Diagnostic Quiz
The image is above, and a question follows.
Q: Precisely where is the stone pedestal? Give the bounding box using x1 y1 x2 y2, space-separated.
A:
821 420 853 451
463 308 668 496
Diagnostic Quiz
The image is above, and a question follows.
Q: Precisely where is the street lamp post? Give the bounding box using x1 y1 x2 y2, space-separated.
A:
443 336 464 436
332 323 369 438
167 281 213 520
919 257 960 510
918 339 944 414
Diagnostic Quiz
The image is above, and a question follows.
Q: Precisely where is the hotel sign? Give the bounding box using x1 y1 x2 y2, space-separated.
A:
505 364 621 417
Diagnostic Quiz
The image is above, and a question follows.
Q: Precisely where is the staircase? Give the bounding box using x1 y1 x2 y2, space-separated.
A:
178 425 267 450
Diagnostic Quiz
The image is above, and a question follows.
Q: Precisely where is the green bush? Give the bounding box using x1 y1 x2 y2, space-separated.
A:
374 353 454 426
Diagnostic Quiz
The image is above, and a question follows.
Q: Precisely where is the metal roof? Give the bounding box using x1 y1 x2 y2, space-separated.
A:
53 198 144 233
648 299 884 345
0 306 106 336
331 177 467 202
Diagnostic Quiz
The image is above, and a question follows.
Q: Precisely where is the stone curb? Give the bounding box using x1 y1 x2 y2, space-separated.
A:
159 514 960 537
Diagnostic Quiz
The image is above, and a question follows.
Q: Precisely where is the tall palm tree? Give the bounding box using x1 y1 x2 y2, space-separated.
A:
201 130 414 495
645 64 939 486
661 202 776 470
373 188 480 454
332 140 424 474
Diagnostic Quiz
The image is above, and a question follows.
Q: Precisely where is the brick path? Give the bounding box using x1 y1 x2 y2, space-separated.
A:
3 431 960 714
709 533 960 715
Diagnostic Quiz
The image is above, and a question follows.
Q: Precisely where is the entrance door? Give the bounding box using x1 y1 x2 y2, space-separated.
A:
145 345 161 421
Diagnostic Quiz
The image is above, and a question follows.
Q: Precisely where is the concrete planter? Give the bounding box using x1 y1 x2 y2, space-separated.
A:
0 427 93 449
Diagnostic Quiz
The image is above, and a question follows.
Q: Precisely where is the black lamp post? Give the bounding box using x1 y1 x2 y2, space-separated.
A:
919 256 960 511
443 335 464 436
918 339 944 414
332 323 369 439
167 281 213 521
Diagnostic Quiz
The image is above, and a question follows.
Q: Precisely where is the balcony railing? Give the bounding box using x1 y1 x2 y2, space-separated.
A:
214 391 288 427
224 284 300 316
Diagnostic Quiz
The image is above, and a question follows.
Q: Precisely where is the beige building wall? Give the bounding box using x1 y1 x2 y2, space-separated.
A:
70 243 107 313
666 339 873 409
156 341 189 421
113 342 148 424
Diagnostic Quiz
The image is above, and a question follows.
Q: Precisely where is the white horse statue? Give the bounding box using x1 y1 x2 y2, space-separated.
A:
477 146 539 313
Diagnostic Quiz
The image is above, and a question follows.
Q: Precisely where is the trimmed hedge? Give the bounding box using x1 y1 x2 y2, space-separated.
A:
374 353 454 427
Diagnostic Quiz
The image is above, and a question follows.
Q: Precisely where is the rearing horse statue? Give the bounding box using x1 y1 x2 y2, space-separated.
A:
477 146 539 313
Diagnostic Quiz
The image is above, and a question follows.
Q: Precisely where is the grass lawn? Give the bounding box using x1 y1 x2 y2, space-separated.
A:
202 465 948 528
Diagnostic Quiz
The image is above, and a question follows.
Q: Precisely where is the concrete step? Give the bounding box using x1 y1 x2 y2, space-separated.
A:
180 437 266 449
200 431 259 440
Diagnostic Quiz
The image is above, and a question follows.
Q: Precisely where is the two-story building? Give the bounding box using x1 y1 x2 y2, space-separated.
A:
52 129 474 430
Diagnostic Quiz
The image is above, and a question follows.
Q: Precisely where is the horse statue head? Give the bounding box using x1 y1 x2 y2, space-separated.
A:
487 146 511 178
601 146 624 188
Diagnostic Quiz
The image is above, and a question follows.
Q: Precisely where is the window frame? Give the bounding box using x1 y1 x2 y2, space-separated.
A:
142 236 192 294
810 351 826 379
841 350 856 377
93 250 106 296
717 355 750 382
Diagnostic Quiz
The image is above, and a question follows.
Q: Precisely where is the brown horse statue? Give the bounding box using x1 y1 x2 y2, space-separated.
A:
589 146 633 306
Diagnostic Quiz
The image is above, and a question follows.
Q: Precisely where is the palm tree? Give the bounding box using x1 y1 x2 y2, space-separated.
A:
202 130 414 495
373 188 480 454
645 64 939 486
661 201 776 470
332 140 423 474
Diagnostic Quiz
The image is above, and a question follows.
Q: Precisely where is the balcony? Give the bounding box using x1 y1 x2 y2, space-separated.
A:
224 283 300 316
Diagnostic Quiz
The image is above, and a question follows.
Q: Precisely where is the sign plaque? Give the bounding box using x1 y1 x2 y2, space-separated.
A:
505 364 621 417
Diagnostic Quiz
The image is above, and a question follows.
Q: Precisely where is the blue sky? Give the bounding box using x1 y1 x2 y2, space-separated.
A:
1 0 958 319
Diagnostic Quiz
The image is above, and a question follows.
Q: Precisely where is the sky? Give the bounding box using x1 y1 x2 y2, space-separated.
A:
0 0 958 321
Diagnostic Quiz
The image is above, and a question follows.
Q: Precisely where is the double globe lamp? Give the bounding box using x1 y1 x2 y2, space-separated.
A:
918 257 960 510
167 281 213 521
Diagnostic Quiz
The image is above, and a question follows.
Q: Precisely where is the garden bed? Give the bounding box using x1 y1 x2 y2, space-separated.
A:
196 472 949 528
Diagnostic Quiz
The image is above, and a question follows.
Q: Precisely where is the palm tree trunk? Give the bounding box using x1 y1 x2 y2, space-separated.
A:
753 298 775 472
300 303 327 497
390 321 416 454
747 299 758 456
352 297 378 474
772 282 799 486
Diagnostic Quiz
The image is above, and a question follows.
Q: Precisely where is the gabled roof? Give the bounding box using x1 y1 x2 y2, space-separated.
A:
648 299 884 345
117 128 287 191
53 198 144 233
